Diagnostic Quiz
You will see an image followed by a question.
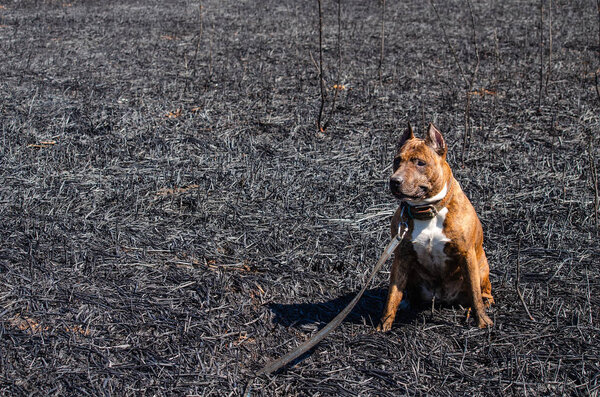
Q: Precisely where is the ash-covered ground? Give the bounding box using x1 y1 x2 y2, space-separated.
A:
1 0 599 395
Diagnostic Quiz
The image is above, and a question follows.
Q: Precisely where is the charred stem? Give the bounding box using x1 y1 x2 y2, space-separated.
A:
378 0 386 86
323 0 342 130
316 0 326 132
516 238 536 322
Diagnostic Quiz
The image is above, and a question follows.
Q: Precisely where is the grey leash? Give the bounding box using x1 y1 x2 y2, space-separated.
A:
245 215 408 395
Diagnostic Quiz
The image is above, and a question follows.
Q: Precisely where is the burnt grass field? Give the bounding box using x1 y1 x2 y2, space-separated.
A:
1 0 599 395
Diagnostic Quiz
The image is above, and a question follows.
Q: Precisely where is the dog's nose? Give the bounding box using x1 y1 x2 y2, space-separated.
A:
389 176 403 192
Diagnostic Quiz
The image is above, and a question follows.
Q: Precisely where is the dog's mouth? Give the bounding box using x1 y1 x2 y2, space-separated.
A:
392 191 427 201
391 185 429 201
393 191 419 200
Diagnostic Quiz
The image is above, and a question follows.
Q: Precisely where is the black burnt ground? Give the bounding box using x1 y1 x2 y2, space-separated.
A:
0 0 599 395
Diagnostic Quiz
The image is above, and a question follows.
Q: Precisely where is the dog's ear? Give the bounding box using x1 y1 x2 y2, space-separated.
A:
397 122 415 150
425 123 447 157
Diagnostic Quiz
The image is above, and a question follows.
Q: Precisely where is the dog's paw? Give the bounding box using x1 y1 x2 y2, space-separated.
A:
376 320 393 332
482 293 494 308
477 313 494 328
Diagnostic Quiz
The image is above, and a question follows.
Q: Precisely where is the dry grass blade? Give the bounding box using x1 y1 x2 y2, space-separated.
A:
156 184 200 196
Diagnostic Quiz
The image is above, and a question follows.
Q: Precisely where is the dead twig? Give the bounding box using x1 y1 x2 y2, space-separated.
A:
516 238 536 322
462 93 472 167
595 69 600 102
378 0 386 86
430 0 469 87
589 137 599 230
208 21 214 77
538 0 544 111
191 1 203 80
462 0 481 167
544 0 552 96
430 1 471 166
429 0 480 167
316 0 326 132
585 267 594 325
323 0 342 130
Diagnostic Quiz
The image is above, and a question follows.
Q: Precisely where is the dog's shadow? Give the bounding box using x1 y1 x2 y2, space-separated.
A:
268 288 418 331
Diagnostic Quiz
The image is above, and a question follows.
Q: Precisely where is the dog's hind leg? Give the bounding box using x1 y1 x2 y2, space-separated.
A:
479 252 494 307
464 249 493 328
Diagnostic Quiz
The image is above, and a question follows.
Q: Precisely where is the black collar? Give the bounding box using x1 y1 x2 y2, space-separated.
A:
403 202 439 220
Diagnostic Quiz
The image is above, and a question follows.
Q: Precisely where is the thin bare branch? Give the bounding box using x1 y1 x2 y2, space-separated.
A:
589 137 599 230
538 0 544 111
316 0 326 132
430 0 469 87
378 0 386 86
516 239 536 322
595 70 600 102
323 0 342 130
545 0 552 96
461 0 481 167
191 1 203 80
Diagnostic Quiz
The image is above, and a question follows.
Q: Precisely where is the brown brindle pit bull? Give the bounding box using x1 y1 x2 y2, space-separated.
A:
377 123 494 331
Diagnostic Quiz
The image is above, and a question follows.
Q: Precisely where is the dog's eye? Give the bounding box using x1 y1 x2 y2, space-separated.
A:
414 159 426 167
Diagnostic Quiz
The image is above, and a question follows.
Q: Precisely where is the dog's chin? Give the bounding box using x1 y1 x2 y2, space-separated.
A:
393 191 425 202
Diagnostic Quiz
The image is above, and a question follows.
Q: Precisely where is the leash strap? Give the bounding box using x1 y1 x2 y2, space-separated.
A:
256 226 408 376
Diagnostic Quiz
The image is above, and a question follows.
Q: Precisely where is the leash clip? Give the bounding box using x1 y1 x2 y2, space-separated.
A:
397 205 409 239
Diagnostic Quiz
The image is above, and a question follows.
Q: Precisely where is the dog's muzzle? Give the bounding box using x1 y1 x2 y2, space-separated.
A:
389 176 403 195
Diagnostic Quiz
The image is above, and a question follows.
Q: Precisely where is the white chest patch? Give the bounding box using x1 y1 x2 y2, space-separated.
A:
411 207 451 274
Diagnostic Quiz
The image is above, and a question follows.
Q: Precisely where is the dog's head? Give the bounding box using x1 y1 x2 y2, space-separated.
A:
390 123 449 204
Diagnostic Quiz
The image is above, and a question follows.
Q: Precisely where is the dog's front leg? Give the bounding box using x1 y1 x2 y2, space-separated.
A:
377 250 408 332
464 249 493 328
